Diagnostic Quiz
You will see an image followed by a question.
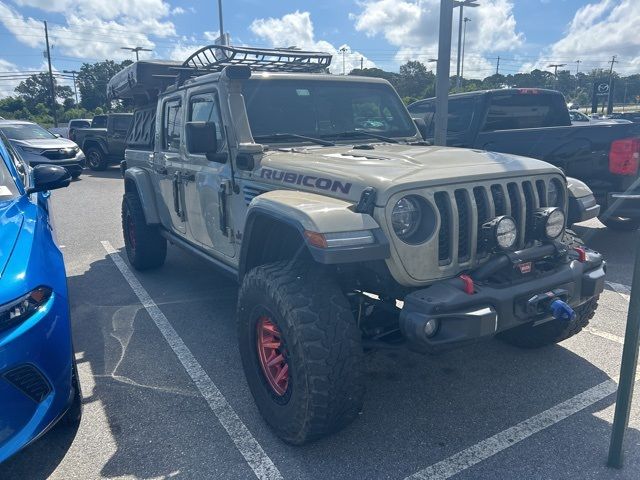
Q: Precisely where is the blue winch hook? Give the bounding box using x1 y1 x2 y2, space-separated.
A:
550 299 576 322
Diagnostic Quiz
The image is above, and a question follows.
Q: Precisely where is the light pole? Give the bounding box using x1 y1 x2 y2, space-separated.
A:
339 47 348 75
460 17 470 84
434 0 454 146
121 46 152 61
454 0 479 89
63 69 79 105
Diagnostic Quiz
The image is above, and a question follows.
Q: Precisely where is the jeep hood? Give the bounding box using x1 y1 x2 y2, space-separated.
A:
255 144 562 204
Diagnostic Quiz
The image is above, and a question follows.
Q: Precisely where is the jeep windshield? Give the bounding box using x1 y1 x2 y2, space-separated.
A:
242 78 417 145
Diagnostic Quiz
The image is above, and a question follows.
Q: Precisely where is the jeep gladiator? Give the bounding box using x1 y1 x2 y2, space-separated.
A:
109 46 606 444
408 89 640 230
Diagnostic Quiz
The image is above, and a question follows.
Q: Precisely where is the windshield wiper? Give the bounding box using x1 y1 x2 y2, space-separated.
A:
323 130 400 144
253 133 335 147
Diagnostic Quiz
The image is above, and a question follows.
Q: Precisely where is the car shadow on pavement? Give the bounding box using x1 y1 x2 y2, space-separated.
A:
78 167 123 181
2 248 640 480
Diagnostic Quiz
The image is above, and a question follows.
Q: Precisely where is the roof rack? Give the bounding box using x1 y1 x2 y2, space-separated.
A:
182 45 332 73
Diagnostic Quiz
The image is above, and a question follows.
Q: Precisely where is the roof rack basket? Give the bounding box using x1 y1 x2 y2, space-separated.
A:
182 45 332 73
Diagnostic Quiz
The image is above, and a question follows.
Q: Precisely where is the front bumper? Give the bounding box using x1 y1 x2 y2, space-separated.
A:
399 244 606 353
22 151 85 176
0 292 74 463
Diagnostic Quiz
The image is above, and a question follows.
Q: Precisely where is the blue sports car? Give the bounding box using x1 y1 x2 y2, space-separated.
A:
0 131 81 463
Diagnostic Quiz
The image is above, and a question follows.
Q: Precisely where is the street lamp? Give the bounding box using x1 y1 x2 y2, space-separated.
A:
121 46 153 61
454 0 479 88
339 47 349 75
460 17 470 83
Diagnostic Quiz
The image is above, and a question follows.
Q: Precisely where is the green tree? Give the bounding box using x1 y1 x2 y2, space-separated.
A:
14 73 73 111
77 60 132 110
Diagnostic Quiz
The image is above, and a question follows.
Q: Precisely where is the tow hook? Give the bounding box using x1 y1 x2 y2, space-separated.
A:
550 299 576 322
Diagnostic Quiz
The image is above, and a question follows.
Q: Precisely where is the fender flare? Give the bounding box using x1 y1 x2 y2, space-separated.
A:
124 167 161 224
238 190 389 278
82 137 108 156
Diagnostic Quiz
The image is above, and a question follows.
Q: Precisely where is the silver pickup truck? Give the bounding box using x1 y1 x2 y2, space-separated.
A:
109 46 606 444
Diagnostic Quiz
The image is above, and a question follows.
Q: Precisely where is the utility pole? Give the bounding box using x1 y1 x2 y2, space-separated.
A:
495 56 500 75
44 21 57 128
339 47 348 75
461 17 470 82
575 59 582 75
548 63 566 77
360 57 364 70
63 69 79 105
454 1 479 89
120 46 152 61
434 0 454 146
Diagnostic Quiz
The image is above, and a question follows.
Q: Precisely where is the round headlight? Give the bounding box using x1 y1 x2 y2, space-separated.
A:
545 208 565 239
495 216 518 249
392 196 422 239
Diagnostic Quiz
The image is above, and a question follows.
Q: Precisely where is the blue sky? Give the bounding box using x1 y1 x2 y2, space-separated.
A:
0 0 638 96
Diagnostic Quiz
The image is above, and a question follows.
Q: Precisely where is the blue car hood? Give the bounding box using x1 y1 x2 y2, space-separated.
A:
0 199 24 279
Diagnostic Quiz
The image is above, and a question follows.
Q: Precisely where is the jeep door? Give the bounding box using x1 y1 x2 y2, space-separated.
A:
110 115 132 158
182 90 236 258
156 96 187 235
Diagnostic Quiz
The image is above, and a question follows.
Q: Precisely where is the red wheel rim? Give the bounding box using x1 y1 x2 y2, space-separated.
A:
256 316 289 396
127 215 137 249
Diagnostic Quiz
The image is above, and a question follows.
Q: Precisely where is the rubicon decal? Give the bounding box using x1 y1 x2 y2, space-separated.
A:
260 168 352 194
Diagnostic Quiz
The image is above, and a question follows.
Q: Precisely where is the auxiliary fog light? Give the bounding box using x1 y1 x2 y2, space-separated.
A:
424 318 439 338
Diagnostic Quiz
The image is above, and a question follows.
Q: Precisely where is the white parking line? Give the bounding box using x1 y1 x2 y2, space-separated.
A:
405 379 618 480
584 326 625 345
606 281 631 300
101 241 283 480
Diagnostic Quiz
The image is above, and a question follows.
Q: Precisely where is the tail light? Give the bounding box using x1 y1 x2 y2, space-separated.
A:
609 138 640 176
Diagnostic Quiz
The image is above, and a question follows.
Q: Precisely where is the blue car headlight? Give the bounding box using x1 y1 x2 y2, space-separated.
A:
0 287 52 332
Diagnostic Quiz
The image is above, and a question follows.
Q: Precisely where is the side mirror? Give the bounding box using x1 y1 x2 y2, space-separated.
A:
53 133 62 138
27 165 71 194
413 117 428 140
186 121 225 162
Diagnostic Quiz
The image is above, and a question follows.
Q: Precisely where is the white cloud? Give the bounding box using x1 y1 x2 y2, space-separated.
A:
249 11 374 74
0 0 176 62
0 59 21 98
350 0 523 77
533 0 640 73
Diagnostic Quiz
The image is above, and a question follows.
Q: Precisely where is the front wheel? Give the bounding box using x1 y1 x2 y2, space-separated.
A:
85 147 108 171
122 191 167 270
237 261 365 445
599 215 640 231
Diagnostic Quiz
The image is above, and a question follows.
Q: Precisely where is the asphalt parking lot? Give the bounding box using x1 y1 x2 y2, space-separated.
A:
2 168 640 480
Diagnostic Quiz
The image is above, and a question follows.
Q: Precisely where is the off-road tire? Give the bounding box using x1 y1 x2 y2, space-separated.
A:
122 191 167 270
599 215 640 231
498 296 599 349
237 260 365 445
61 354 82 426
86 147 108 171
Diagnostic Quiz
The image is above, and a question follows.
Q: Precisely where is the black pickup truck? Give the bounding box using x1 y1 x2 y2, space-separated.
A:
75 113 133 171
409 89 640 231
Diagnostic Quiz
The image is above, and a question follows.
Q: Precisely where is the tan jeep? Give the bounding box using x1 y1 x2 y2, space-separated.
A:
111 46 606 444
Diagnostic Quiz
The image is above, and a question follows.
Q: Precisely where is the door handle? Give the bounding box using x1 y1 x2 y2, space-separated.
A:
172 172 182 217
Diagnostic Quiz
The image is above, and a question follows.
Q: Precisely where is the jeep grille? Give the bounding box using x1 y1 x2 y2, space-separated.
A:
433 178 562 268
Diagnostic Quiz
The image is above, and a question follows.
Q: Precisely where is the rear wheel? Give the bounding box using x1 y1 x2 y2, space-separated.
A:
599 215 640 231
86 147 108 171
122 191 167 270
237 260 365 445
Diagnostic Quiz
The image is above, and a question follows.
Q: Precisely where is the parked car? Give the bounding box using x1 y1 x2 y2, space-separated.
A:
68 118 92 142
408 89 640 230
0 120 84 179
0 132 81 463
110 47 605 444
74 113 133 171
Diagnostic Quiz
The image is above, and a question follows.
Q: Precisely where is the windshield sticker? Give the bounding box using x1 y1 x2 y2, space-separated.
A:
260 168 352 194
0 185 12 197
296 89 310 96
